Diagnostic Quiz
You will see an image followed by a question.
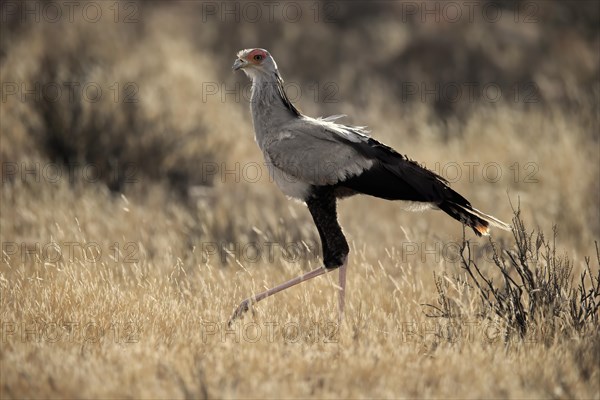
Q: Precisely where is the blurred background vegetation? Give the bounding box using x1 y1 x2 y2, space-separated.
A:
1 0 599 255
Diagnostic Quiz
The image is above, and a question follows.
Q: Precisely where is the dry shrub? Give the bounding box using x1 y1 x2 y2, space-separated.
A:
429 205 599 343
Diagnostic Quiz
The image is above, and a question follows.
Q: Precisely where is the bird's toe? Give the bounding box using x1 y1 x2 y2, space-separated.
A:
228 298 252 326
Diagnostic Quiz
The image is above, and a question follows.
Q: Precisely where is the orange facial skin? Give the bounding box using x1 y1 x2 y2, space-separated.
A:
246 49 269 65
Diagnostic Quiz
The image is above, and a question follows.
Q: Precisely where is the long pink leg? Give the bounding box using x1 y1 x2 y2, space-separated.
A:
338 261 347 323
229 266 330 325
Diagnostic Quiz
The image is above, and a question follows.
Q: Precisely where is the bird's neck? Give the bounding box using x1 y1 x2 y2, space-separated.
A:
249 73 301 146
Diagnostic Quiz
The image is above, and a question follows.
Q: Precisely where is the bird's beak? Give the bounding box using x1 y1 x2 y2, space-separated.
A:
232 58 247 71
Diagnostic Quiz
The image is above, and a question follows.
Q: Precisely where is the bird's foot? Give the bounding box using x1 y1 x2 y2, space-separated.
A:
228 298 253 326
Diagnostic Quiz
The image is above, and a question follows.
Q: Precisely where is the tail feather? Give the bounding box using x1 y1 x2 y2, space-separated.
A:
336 138 510 236
440 201 511 236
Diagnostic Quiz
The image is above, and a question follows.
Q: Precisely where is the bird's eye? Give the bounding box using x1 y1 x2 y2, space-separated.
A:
254 54 263 61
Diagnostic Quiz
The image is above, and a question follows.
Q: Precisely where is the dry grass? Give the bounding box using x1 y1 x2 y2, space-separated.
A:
1 1 599 398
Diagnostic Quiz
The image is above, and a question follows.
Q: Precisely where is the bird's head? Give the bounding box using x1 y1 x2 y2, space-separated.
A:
232 48 279 80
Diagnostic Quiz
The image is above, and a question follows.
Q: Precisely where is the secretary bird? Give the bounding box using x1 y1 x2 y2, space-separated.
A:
229 48 510 324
